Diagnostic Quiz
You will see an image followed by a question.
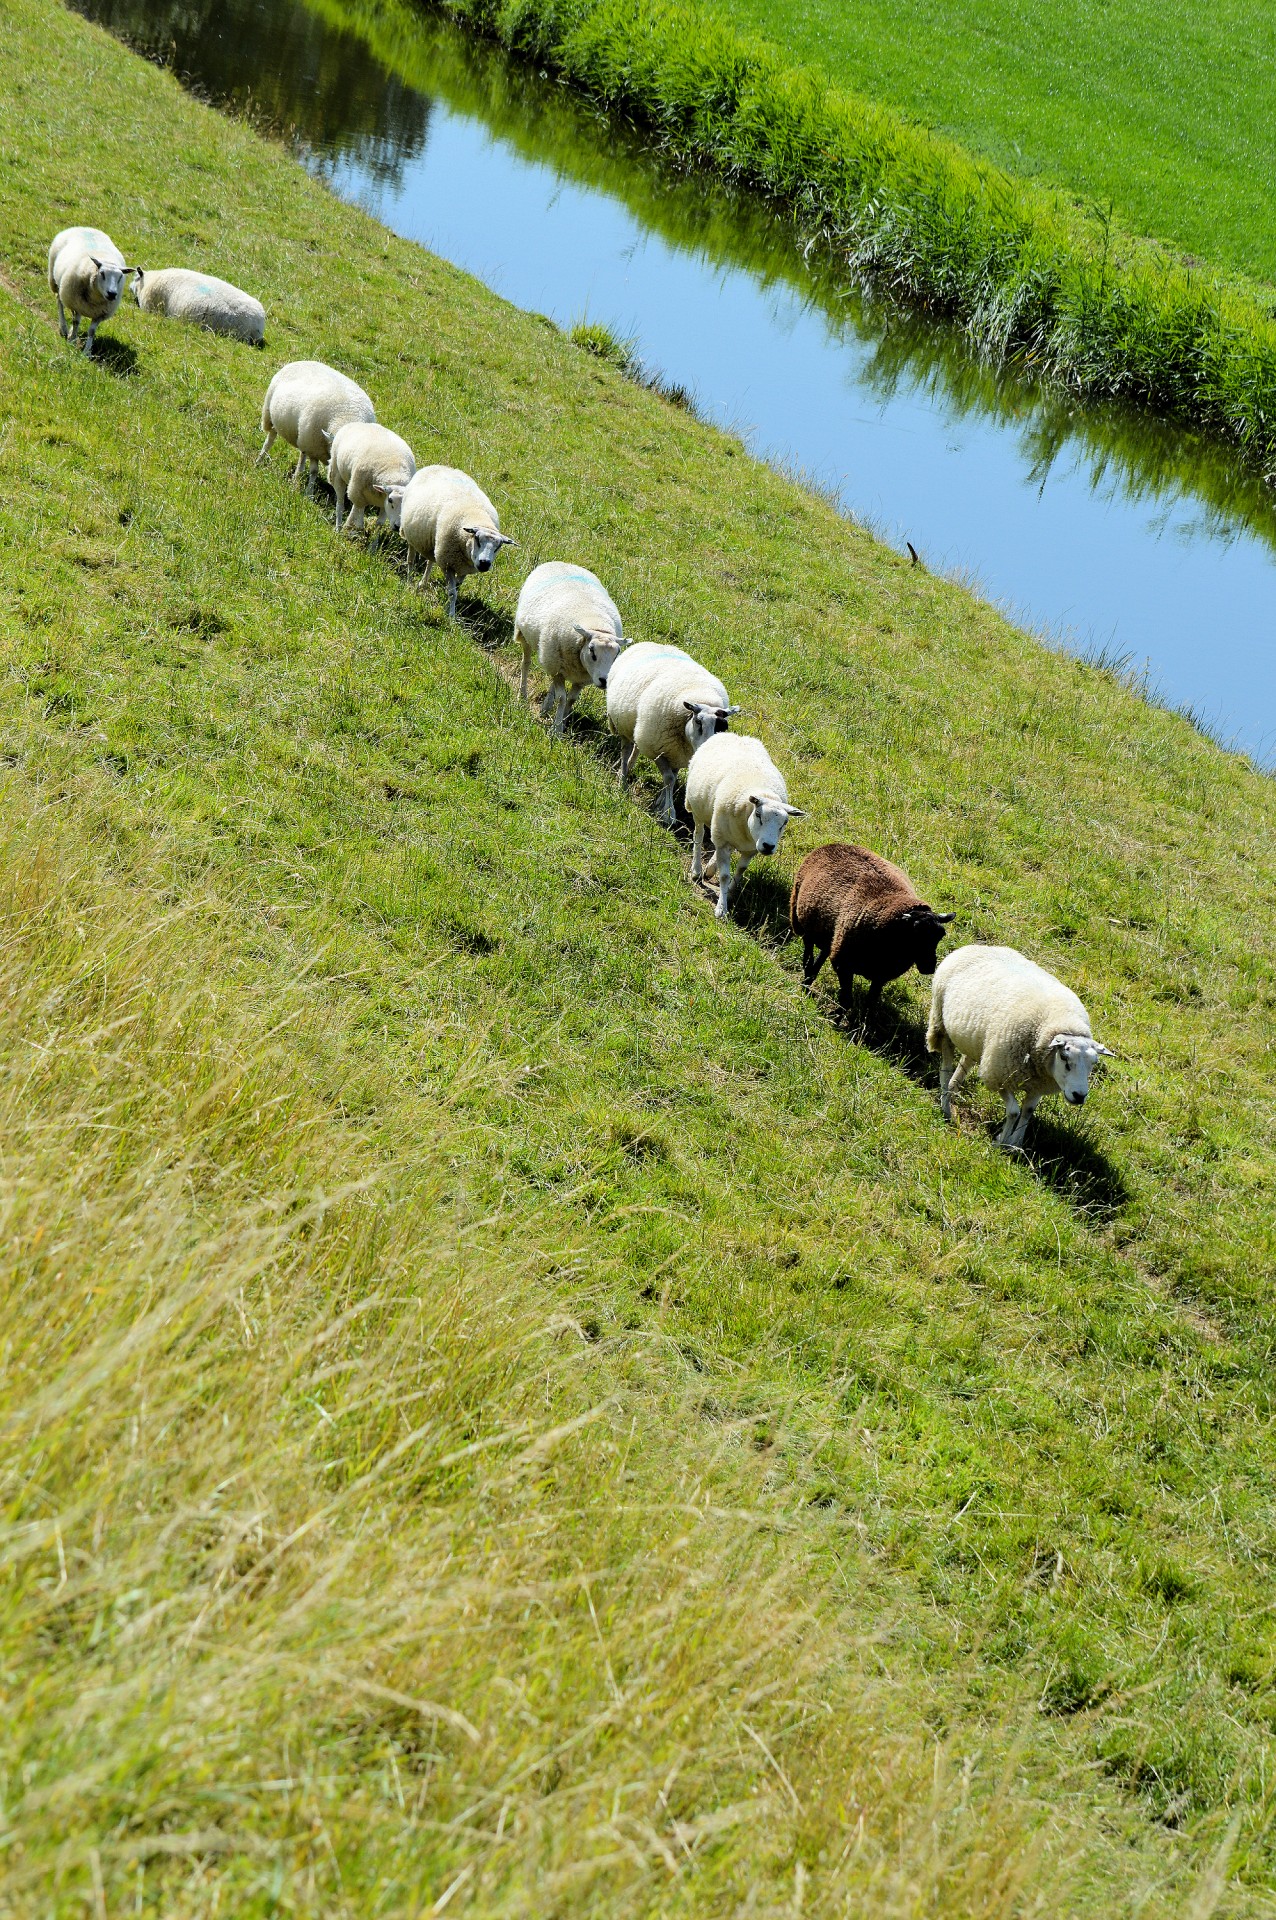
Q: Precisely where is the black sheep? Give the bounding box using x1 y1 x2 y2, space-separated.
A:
789 843 953 1008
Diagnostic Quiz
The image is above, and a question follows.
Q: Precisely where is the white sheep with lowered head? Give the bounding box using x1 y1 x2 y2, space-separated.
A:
256 360 376 490
926 944 1113 1149
399 465 513 617
605 640 737 824
685 732 803 920
515 562 627 737
328 422 416 538
48 226 139 353
133 267 265 345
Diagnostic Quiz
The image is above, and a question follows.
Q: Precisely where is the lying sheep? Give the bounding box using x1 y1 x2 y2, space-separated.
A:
685 733 803 921
328 422 416 538
606 641 738 825
515 562 626 736
256 360 376 490
789 843 953 1010
48 226 138 354
926 944 1113 1149
400 465 513 617
133 267 265 346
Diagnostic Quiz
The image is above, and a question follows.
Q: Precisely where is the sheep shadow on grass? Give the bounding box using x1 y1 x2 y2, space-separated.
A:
1008 1111 1131 1220
91 337 138 379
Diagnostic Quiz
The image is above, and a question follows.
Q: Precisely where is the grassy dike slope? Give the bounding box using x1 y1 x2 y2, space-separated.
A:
2 0 1276 1910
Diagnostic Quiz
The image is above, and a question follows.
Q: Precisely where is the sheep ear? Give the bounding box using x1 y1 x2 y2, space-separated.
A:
935 911 956 924
573 623 593 640
1096 1043 1115 1058
496 533 517 548
724 704 742 715
127 265 142 282
89 256 103 269
783 805 806 818
682 699 700 714
462 523 480 537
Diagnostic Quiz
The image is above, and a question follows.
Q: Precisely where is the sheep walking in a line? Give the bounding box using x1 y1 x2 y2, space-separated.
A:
606 641 737 825
926 945 1112 1149
133 267 265 345
48 226 139 354
328 423 416 538
685 733 803 921
515 562 626 736
789 843 953 1010
400 465 512 617
256 360 376 490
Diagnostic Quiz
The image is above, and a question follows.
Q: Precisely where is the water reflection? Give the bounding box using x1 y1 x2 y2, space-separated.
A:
71 0 1276 760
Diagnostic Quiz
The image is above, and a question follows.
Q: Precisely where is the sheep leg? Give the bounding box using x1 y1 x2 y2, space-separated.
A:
56 296 69 339
83 320 98 356
1010 1095 1040 1150
256 428 276 466
655 757 678 826
997 1096 1023 1149
446 572 459 620
550 683 568 738
801 941 826 986
690 824 706 882
342 502 366 537
516 635 530 703
618 739 637 784
68 312 81 341
714 847 735 919
334 480 347 533
290 449 307 486
938 1046 968 1121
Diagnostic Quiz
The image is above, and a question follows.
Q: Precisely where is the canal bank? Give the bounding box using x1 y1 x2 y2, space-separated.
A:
75 0 1276 761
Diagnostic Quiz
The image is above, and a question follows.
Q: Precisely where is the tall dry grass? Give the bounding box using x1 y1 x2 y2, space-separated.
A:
0 795 1202 1914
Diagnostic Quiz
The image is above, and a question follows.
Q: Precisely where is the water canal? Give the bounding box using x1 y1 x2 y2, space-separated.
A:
73 0 1276 764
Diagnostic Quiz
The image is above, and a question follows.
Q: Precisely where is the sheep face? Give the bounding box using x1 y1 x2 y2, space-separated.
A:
1047 1035 1113 1105
574 627 626 692
91 259 127 311
382 486 406 531
746 792 803 859
462 523 514 575
897 905 955 978
682 700 739 750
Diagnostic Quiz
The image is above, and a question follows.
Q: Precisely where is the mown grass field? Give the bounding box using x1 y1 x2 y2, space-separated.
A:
3 0 1276 1911
713 0 1276 286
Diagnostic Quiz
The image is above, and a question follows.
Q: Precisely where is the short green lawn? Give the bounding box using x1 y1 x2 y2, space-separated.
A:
4 0 1276 1910
712 0 1276 284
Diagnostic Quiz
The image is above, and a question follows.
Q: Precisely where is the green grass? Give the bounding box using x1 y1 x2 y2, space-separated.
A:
4 0 1276 1910
711 0 1276 288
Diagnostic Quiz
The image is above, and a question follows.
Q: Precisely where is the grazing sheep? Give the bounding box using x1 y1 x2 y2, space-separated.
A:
399 465 513 617
606 641 738 825
789 843 953 1010
133 267 265 346
515 562 626 736
328 422 416 538
256 360 376 490
685 732 803 921
926 944 1113 1149
48 226 138 354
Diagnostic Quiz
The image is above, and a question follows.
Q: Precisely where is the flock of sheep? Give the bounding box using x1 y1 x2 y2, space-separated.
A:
48 223 1115 1152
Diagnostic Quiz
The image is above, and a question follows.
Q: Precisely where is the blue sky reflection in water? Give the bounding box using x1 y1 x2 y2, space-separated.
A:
75 0 1276 763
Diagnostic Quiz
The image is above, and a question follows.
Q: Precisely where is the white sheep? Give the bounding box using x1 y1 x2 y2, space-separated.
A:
48 226 138 354
926 944 1113 1149
133 267 265 346
328 422 416 538
256 360 376 490
514 562 627 737
684 732 803 920
605 640 738 825
399 465 513 617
